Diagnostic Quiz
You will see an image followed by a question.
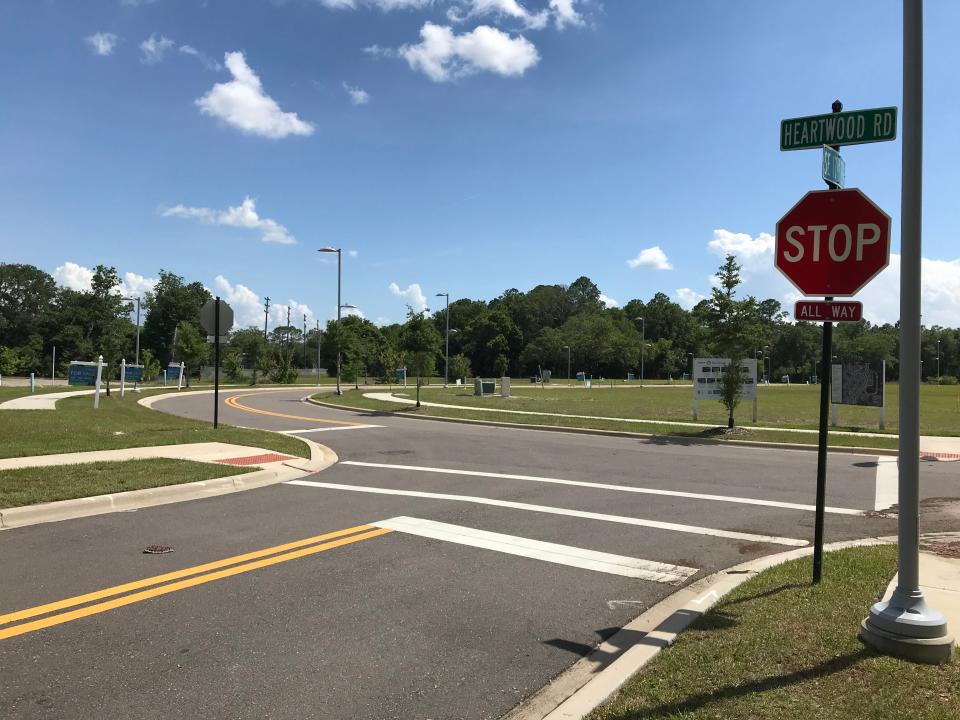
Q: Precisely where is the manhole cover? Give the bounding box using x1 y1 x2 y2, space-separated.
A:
143 545 174 554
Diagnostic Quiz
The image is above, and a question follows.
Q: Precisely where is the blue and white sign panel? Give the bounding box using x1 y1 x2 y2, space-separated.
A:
124 365 144 382
693 358 757 402
68 361 100 386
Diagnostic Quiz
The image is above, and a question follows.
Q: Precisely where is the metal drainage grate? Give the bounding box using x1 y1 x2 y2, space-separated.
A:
143 545 174 555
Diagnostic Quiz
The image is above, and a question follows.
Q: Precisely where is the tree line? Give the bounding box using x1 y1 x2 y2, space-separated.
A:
1 259 958 384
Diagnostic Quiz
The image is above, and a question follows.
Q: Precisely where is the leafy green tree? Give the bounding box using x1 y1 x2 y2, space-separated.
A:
173 320 210 383
230 328 269 385
566 276 604 315
401 310 441 407
718 358 746 429
223 351 246 384
0 346 28 376
140 348 161 381
449 353 471 383
0 263 56 372
142 270 210 366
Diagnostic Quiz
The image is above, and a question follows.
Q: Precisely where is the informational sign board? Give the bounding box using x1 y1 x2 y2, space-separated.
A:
68 361 103 386
693 358 757 402
780 107 897 151
822 145 845 187
124 364 144 382
831 361 885 407
394 368 406 383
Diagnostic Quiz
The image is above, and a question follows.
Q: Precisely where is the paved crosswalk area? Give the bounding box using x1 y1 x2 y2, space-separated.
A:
2 388 954 720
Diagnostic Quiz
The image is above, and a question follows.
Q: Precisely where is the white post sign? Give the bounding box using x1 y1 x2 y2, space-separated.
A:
692 358 758 421
120 359 126 398
94 355 104 409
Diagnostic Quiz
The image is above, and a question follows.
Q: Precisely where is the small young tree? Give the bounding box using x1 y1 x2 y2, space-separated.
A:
718 357 745 429
400 309 441 408
222 350 246 384
140 348 161 381
449 353 471 384
173 321 210 385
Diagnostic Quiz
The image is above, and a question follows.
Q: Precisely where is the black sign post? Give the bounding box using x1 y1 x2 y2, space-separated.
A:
200 297 234 430
214 297 221 429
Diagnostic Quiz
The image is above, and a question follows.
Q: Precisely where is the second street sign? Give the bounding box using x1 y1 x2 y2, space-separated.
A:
781 107 897 151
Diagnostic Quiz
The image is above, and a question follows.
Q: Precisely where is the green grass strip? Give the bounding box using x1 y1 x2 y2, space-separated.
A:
590 545 958 720
0 458 254 508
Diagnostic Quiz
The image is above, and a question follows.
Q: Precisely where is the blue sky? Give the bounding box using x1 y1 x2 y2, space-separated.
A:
3 0 959 329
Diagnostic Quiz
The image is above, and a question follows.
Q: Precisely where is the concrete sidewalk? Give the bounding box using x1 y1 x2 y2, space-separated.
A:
0 442 301 471
0 439 337 529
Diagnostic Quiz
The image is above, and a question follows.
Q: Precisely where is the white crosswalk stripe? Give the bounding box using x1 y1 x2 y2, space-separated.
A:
372 516 698 583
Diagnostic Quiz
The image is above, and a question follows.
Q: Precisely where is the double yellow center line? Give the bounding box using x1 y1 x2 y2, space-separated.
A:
224 392 367 426
0 524 391 642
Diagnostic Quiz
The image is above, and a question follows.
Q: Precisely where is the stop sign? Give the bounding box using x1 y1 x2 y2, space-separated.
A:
775 188 891 297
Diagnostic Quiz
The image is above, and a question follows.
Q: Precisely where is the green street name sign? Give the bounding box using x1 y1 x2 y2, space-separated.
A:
780 107 897 151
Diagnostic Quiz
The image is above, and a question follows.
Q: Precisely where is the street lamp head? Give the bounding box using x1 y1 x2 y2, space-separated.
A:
318 247 340 253
436 292 448 297
340 303 358 310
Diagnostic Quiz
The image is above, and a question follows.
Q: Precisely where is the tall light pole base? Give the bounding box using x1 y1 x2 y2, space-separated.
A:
860 590 954 664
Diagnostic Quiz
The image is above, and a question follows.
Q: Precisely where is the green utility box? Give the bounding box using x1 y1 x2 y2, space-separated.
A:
474 378 496 396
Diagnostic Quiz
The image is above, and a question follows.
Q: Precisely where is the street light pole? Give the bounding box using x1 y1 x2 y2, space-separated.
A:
124 295 141 390
316 319 321 388
319 247 343 395
862 0 953 663
436 292 450 388
937 339 941 383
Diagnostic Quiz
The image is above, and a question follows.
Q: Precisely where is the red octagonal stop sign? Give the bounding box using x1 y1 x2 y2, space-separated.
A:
775 188 891 297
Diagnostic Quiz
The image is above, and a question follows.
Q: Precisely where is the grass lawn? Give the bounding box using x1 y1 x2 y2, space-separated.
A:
314 391 899 451
589 545 958 720
0 392 310 459
0 458 255 508
331 382 960 437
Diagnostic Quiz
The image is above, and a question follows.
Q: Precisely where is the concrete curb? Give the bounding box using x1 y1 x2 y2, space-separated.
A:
305 398 896 457
503 536 895 720
0 436 338 530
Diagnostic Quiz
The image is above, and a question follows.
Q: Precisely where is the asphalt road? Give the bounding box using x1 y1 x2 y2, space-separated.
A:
1 387 955 720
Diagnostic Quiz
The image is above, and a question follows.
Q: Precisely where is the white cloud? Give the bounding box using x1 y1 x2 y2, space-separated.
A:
400 22 540 82
163 196 296 244
85 32 119 56
599 293 618 308
708 229 775 265
363 44 395 58
196 52 315 139
627 246 673 270
213 275 323 330
53 262 94 292
139 33 174 64
341 306 365 319
53 263 158 300
675 288 706 310
342 82 370 105
179 44 222 71
120 272 158 297
347 249 359 257
389 282 429 312
550 0 584 29
448 1 549 30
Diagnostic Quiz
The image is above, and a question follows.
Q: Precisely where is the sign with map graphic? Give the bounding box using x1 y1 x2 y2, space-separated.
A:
831 361 885 407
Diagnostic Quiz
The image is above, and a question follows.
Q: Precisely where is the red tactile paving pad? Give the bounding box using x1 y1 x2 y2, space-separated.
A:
920 452 960 461
217 453 296 466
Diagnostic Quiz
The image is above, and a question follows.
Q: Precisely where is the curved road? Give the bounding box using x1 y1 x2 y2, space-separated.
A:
4 387 953 719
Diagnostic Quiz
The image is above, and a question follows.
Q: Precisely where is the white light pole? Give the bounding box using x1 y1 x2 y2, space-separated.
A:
316 319 321 388
937 339 941 383
124 295 141 390
563 345 571 386
634 317 645 388
436 292 450 388
318 247 343 395
862 0 953 664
